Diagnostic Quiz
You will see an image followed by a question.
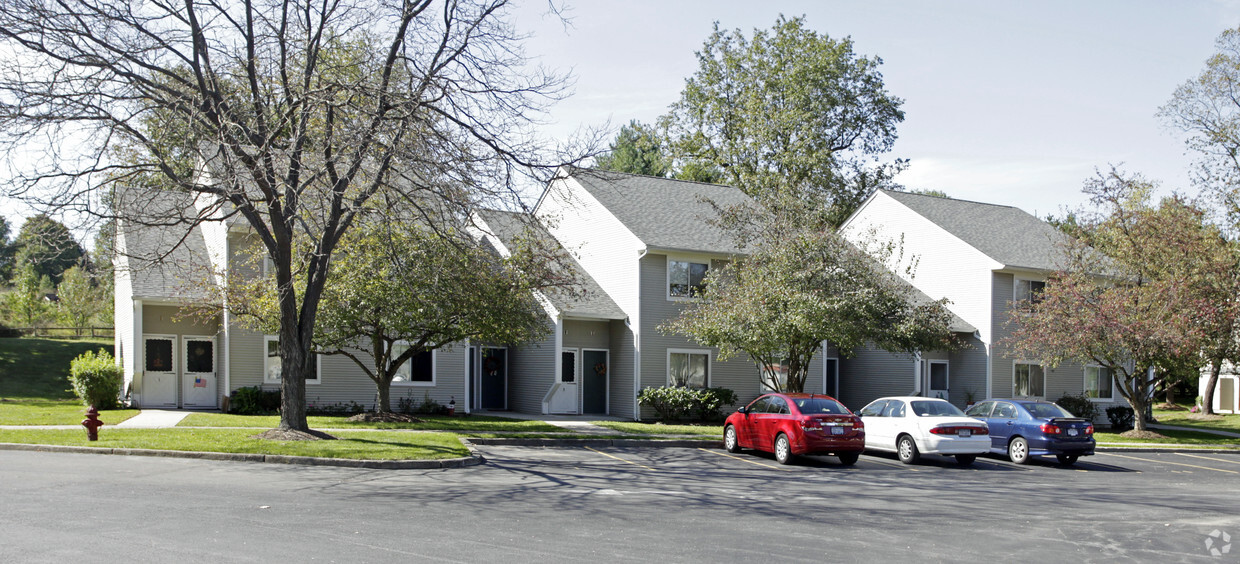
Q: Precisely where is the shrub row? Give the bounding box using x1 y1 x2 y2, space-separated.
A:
637 385 738 423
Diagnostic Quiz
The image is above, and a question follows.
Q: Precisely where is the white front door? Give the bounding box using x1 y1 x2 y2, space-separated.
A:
182 336 217 408
142 335 177 407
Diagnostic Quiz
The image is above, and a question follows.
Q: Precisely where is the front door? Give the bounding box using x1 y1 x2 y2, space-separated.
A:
927 361 949 400
582 349 608 414
1221 377 1237 413
143 335 177 407
181 336 217 408
480 348 507 410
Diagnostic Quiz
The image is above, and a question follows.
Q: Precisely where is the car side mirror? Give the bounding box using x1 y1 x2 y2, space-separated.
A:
737 406 748 415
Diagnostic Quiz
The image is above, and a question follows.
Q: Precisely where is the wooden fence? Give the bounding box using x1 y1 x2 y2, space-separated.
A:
9 327 115 339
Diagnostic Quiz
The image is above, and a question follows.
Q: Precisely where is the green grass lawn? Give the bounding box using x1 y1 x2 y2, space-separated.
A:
0 428 470 460
1095 428 1240 445
0 399 138 425
0 337 113 400
591 421 723 436
178 412 565 433
1152 407 1240 434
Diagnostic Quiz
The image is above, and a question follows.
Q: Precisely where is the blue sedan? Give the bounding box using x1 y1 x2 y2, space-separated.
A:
965 399 1095 465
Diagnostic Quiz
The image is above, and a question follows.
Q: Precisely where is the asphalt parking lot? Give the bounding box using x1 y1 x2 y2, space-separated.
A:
2 446 1238 563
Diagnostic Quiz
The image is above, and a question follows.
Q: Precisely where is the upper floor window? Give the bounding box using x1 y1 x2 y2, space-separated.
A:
1015 278 1046 303
668 259 709 298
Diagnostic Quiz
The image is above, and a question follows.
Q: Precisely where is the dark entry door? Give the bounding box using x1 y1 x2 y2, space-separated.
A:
582 350 607 414
480 348 507 410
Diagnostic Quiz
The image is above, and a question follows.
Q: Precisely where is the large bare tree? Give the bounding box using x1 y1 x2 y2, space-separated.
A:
0 1 577 434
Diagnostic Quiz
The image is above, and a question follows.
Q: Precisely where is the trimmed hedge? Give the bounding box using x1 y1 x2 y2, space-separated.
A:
637 386 737 423
229 386 281 415
68 349 122 409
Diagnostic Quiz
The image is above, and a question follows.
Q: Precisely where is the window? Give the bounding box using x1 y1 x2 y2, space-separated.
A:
668 350 709 388
392 343 435 386
145 338 173 372
668 259 709 298
1015 279 1046 303
993 402 1018 419
1084 366 1113 400
858 400 888 417
264 336 320 384
965 401 994 418
767 396 790 415
1013 363 1044 397
761 359 790 393
881 400 906 418
747 396 772 413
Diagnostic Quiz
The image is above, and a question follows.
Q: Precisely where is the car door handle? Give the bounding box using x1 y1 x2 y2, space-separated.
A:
1005 421 1013 426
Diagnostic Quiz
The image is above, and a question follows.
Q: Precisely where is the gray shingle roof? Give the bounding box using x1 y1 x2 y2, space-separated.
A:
568 169 750 255
116 189 216 302
881 190 1069 271
476 209 626 320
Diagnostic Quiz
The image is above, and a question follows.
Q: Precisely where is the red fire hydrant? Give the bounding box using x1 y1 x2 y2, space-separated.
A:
81 406 104 441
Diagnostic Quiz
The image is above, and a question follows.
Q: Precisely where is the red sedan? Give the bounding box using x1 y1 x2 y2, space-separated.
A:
723 393 865 465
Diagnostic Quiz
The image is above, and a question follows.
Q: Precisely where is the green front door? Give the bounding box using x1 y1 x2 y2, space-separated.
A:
583 350 607 414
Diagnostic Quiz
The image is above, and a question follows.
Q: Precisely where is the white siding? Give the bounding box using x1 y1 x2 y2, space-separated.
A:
114 225 137 395
535 176 645 318
842 191 1002 345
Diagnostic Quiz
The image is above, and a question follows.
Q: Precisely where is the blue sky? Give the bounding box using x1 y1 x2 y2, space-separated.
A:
5 1 1238 240
513 0 1240 218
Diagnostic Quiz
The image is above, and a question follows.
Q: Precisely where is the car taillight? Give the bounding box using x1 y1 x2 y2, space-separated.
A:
1040 423 1061 434
800 417 820 431
853 418 864 431
930 425 987 435
1084 425 1094 435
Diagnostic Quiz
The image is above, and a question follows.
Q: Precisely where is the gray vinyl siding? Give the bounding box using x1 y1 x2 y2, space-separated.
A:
507 318 556 414
838 344 917 410
563 319 610 349
948 334 989 407
143 305 220 336
988 271 1090 402
637 253 756 420
609 319 636 419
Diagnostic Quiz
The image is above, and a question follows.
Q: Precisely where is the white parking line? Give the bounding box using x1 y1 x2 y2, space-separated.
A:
1102 452 1237 474
1174 452 1240 466
583 446 654 471
698 448 792 471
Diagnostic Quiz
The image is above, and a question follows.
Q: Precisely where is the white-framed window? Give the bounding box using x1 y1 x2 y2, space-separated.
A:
1013 361 1044 398
668 257 709 299
1014 278 1046 303
761 359 790 393
1084 365 1113 400
264 335 320 384
668 349 710 388
391 342 435 386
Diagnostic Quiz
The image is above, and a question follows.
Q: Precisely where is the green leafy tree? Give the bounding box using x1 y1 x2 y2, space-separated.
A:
0 2 577 434
13 215 84 286
661 228 958 393
661 15 906 228
0 216 14 284
3 262 49 328
595 120 670 177
57 266 105 335
1004 171 1234 431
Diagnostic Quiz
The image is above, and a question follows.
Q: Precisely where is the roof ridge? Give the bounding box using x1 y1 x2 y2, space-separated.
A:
571 165 735 189
882 188 1030 214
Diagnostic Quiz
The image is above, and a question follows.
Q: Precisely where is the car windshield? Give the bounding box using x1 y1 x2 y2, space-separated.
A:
1021 402 1075 419
911 400 966 417
794 398 848 414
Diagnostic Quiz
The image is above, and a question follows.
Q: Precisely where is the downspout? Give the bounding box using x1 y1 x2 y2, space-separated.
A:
912 351 923 396
632 247 648 421
222 235 231 406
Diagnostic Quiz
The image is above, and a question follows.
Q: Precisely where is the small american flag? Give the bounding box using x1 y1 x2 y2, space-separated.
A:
194 377 206 388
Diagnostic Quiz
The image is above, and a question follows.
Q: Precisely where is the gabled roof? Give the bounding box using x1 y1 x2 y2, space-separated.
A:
115 189 216 302
475 209 626 320
880 190 1069 272
565 168 750 255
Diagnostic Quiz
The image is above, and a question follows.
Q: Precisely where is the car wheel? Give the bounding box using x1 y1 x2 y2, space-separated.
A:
837 452 859 466
955 454 976 466
897 435 920 464
774 433 793 465
724 425 741 453
1056 454 1079 466
1008 437 1030 465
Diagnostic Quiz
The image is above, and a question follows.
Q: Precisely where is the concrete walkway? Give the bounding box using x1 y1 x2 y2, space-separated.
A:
113 409 193 428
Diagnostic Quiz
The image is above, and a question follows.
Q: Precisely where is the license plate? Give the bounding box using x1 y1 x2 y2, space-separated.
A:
958 429 972 437
832 427 845 435
1068 428 1078 437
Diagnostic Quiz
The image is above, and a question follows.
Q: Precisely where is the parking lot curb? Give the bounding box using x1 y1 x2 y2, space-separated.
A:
0 441 485 469
1095 445 1240 454
464 437 720 448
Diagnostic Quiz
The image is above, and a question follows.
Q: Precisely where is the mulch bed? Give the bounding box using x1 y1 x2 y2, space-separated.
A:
252 429 338 441
1118 429 1169 440
345 412 423 423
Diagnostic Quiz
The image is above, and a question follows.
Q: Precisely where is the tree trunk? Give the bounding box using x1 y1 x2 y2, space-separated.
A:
1203 359 1222 416
377 378 392 413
